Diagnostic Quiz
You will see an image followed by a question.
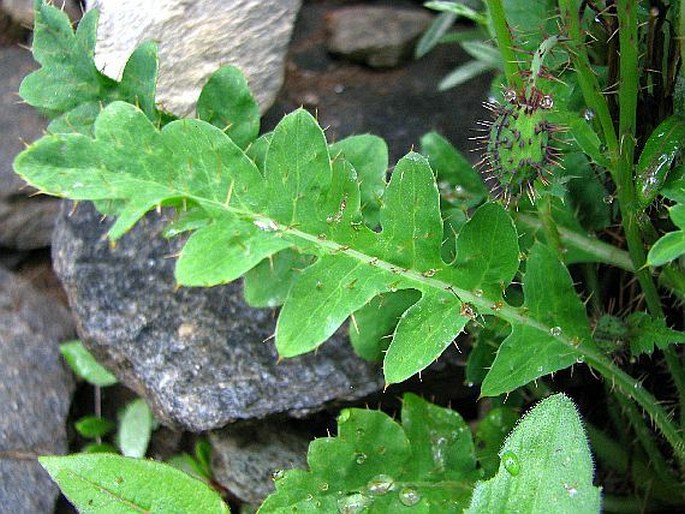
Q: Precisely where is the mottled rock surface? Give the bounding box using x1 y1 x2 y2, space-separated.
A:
0 267 75 514
210 420 310 504
53 202 383 432
85 0 301 116
0 46 59 250
326 6 433 68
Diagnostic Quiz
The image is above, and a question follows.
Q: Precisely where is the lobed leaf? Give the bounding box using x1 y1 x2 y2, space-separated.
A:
40 453 229 513
481 243 595 396
15 102 525 384
466 394 601 514
259 393 477 513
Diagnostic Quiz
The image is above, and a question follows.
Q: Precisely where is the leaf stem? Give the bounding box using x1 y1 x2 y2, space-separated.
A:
486 0 522 90
536 196 564 259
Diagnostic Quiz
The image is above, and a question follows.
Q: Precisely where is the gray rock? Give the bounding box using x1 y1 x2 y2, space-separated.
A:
0 46 60 250
326 6 434 68
52 202 383 432
85 0 302 116
0 267 75 514
210 420 310 504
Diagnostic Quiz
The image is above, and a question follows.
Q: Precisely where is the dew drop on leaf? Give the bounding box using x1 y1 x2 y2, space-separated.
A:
474 289 484 298
549 326 562 336
367 474 395 496
398 486 421 507
582 108 595 121
272 469 285 481
355 452 368 464
319 482 329 491
501 450 521 476
337 493 372 514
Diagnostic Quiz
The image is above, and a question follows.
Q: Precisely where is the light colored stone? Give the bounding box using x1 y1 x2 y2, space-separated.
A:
85 0 301 116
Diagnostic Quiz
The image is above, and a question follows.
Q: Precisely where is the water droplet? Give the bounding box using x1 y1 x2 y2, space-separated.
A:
504 89 517 103
466 381 474 388
473 289 484 298
501 451 521 476
582 108 595 121
356 427 365 437
432 436 448 470
398 487 421 506
602 194 614 204
305 494 314 502
540 95 554 109
337 493 372 514
272 469 286 481
367 474 395 496
549 326 562 336
355 452 368 465
320 482 329 491
338 410 351 424
564 483 578 497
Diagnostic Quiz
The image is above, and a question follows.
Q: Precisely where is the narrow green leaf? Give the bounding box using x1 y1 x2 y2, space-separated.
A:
117 399 154 458
259 394 478 513
636 116 685 206
482 244 594 396
424 1 488 24
438 59 494 90
415 12 457 58
75 416 116 439
467 394 601 514
461 41 502 68
59 340 118 387
197 66 260 149
647 230 685 267
568 117 612 169
39 453 230 513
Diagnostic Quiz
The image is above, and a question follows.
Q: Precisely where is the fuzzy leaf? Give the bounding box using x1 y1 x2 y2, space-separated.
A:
59 340 118 387
259 394 477 513
196 65 260 149
40 454 230 513
482 243 594 396
466 394 601 514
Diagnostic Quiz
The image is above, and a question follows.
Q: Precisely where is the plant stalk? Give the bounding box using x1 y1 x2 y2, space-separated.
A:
486 0 522 90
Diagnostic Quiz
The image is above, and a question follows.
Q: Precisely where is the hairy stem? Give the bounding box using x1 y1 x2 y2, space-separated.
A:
486 0 522 90
537 196 564 259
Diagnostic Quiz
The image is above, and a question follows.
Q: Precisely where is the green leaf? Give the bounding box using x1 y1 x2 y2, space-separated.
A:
39 453 230 513
424 1 488 25
460 41 502 68
481 244 594 396
75 416 116 439
59 340 118 387
259 393 477 513
20 2 161 130
82 443 118 454
466 394 601 514
330 134 388 228
438 59 494 90
420 131 487 207
349 290 421 361
568 117 612 169
117 399 154 458
647 230 685 267
16 104 521 386
626 312 685 356
636 116 685 207
415 12 457 59
474 407 519 478
243 249 314 308
196 66 260 149
669 204 685 230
